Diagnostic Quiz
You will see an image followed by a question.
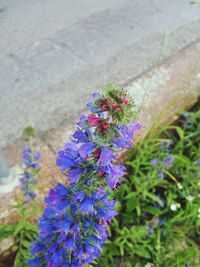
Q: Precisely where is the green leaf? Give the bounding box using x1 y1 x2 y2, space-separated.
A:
134 262 143 267
173 154 190 165
126 192 138 212
129 226 148 241
21 239 31 249
13 221 26 236
24 221 38 232
0 225 16 239
122 213 135 224
163 170 178 183
134 246 151 259
119 241 125 256
104 241 119 256
166 126 184 140
143 206 161 216
145 192 163 205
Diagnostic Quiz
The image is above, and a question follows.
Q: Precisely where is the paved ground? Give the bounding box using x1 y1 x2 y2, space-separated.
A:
0 0 200 149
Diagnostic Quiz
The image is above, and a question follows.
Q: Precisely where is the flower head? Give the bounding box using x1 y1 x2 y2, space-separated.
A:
163 155 174 168
79 197 96 214
88 114 102 126
151 158 159 165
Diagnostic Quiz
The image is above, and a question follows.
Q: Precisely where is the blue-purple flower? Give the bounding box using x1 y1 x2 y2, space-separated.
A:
106 163 126 189
56 142 80 171
151 158 159 165
29 86 139 266
98 147 116 165
113 122 141 149
163 155 174 168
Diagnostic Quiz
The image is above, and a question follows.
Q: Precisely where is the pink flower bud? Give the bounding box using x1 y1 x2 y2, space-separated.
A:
93 149 100 159
112 103 118 109
101 104 109 111
123 97 129 105
102 122 109 129
88 114 102 126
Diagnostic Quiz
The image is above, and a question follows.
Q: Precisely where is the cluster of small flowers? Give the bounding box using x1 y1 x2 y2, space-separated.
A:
182 113 200 165
20 147 41 205
147 140 175 237
151 140 174 179
182 112 192 129
29 87 141 267
147 191 167 237
147 218 167 237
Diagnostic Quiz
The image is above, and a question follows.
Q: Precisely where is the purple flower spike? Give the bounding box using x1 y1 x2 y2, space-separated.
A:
29 86 139 266
20 147 41 204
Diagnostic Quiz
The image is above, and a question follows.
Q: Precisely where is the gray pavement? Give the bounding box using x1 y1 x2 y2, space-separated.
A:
0 0 200 149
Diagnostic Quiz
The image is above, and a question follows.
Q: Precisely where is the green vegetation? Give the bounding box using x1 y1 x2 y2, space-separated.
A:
0 198 40 267
96 108 200 267
0 130 41 267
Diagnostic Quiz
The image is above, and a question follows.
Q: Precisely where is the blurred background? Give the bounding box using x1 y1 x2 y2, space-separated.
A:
0 0 200 150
